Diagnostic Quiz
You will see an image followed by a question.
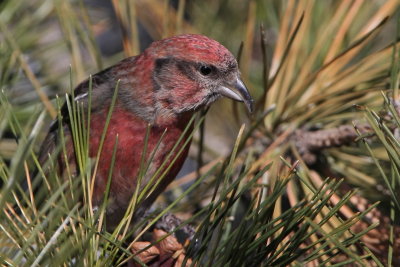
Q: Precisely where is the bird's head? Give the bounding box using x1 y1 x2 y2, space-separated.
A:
144 34 253 119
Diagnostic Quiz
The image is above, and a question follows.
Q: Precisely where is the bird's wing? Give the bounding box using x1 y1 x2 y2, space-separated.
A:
50 65 114 132
38 64 115 166
38 55 140 170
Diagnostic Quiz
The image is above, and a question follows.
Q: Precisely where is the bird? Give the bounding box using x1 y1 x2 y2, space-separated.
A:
38 34 253 227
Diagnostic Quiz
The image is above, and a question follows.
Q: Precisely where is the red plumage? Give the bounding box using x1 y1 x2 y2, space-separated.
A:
39 34 253 226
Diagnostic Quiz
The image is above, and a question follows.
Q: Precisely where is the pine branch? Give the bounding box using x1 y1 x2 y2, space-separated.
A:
293 124 372 165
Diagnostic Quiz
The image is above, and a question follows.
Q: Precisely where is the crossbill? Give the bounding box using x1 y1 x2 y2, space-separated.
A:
39 34 253 226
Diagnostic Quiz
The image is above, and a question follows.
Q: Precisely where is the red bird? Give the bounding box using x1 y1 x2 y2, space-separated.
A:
39 34 253 226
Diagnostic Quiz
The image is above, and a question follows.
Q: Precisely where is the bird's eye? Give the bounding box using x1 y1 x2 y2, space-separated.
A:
199 65 212 76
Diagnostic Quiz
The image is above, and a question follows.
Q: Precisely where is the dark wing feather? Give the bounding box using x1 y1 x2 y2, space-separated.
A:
38 65 114 167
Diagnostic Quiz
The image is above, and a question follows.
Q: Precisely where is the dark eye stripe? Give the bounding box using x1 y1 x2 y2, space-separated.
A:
176 60 197 80
154 58 173 74
172 59 218 79
154 57 222 87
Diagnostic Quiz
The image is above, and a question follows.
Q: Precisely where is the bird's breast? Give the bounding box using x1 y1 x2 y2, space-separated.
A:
88 108 193 219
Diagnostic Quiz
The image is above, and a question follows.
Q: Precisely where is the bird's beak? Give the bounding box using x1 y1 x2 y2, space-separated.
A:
218 77 254 113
